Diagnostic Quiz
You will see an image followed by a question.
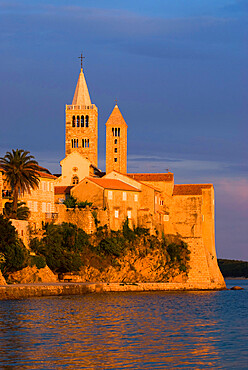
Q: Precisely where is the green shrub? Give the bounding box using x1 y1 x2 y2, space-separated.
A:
0 215 28 275
29 223 89 273
30 255 46 269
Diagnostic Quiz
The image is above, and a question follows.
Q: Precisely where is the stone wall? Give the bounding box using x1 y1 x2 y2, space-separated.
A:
10 219 30 248
56 204 96 234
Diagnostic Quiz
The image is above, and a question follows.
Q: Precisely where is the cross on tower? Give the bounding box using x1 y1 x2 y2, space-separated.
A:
78 53 85 69
115 98 118 106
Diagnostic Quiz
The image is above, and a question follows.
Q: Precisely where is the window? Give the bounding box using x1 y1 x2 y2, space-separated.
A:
114 139 117 144
112 127 120 137
33 201 38 212
27 201 32 210
127 210 131 219
108 191 113 200
85 115 89 127
50 183 54 192
122 192 127 201
72 116 75 127
82 139 89 148
47 182 50 192
72 175 79 185
81 115 84 127
155 196 157 204
72 139 78 148
42 182 47 192
42 202 46 213
77 115 80 127
114 148 117 153
115 210 119 218
160 200 164 206
134 194 138 202
114 158 117 162
163 215 169 222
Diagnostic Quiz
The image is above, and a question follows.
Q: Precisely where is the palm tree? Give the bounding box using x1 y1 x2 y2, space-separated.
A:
0 149 40 219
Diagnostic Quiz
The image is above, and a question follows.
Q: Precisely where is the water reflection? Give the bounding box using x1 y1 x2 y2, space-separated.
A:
0 285 247 369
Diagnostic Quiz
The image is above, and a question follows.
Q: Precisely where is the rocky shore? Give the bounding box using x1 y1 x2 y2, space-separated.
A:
0 281 226 300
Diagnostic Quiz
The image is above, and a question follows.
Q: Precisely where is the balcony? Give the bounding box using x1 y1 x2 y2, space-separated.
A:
66 104 97 111
2 190 12 199
45 213 58 221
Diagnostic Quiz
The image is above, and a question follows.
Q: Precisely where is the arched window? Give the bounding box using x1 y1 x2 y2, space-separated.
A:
82 139 89 148
85 115 89 127
72 139 78 148
72 116 75 127
114 139 117 144
72 175 79 185
112 127 121 137
81 115 84 127
77 115 80 127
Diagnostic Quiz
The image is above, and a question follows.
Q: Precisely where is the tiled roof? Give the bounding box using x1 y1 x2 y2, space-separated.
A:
105 104 127 126
54 186 73 195
0 165 56 179
173 184 213 196
139 181 161 192
85 177 140 192
127 173 174 182
37 171 57 179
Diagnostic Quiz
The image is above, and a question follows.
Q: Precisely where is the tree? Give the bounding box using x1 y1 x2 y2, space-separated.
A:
0 149 40 218
4 201 30 220
0 215 28 275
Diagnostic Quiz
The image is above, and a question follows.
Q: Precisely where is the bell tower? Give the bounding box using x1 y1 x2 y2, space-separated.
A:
65 62 98 167
105 104 127 174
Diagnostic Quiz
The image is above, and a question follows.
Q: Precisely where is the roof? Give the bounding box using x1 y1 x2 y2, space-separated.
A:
0 164 56 179
127 173 174 182
105 104 127 126
37 171 57 180
173 184 213 196
72 68 91 106
54 186 73 195
139 181 161 192
84 177 141 192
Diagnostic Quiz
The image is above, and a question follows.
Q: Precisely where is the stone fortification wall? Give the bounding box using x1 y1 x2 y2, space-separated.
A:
56 204 96 234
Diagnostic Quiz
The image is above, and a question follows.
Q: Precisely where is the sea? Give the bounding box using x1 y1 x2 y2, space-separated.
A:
0 279 247 369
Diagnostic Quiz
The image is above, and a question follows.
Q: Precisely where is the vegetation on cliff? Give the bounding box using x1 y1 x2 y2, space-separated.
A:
29 220 191 282
0 215 28 277
218 259 248 278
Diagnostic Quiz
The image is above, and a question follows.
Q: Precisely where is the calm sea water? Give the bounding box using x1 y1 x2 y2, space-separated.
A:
0 280 247 369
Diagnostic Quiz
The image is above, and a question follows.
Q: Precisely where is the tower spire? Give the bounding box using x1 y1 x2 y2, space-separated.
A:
72 56 91 106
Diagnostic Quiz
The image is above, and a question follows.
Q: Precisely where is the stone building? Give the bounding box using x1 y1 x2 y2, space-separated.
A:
1 166 56 229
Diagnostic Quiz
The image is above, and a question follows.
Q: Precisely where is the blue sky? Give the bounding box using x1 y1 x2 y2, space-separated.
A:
0 0 247 259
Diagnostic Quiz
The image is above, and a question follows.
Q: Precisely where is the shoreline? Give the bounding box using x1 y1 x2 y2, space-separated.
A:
0 281 226 300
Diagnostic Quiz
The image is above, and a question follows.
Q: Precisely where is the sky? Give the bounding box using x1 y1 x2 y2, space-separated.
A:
0 0 247 260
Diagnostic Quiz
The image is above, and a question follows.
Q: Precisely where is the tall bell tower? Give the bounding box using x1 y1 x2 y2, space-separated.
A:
105 104 127 174
65 61 98 167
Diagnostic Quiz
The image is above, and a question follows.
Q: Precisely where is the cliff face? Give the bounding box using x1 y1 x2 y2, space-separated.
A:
0 270 7 285
61 239 225 290
7 265 58 284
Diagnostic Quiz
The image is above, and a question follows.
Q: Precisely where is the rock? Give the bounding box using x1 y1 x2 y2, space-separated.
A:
8 265 58 284
0 270 7 285
230 286 244 290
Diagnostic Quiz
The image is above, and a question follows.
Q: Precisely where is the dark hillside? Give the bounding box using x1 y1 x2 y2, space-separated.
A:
218 259 248 278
